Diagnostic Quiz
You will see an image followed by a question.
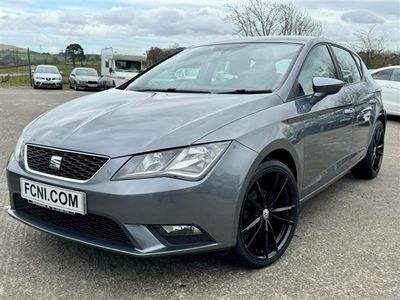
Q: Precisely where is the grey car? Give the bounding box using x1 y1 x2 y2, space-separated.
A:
7 37 385 268
69 67 104 91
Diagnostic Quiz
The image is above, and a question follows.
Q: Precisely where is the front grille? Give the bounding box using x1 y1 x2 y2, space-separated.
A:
13 194 133 247
87 81 98 84
26 145 108 181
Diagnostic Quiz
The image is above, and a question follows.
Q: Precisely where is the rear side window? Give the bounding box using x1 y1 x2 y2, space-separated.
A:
390 68 400 82
297 45 337 96
372 69 393 81
332 46 361 84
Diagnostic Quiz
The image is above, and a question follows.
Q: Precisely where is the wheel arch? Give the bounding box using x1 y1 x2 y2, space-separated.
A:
377 110 386 130
233 139 302 236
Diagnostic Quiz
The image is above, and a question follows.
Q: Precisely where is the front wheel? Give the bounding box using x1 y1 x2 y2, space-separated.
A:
351 121 384 179
235 160 299 268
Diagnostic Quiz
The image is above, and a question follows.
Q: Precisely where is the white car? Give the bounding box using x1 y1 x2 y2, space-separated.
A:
32 65 63 89
370 66 400 116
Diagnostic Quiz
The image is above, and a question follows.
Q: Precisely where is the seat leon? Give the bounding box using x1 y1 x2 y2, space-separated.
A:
7 37 386 268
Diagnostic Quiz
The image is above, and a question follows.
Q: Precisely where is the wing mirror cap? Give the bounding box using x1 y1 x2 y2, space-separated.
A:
311 77 344 105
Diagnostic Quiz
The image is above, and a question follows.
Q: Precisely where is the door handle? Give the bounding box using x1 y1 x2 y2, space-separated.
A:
343 108 355 115
369 99 377 105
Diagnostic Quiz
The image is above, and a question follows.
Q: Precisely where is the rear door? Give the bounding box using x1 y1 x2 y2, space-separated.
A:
295 44 354 196
331 46 377 160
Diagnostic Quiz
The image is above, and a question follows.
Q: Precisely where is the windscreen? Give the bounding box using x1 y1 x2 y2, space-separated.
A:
115 60 141 72
76 69 98 76
35 66 59 74
127 43 301 93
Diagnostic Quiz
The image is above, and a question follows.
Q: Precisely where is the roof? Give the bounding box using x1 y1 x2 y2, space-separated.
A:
193 36 338 48
370 65 400 74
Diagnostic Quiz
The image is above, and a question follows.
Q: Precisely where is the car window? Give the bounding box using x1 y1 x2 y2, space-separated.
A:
352 54 363 77
297 45 337 96
372 69 393 81
35 66 59 74
127 43 302 93
332 47 361 84
390 68 400 82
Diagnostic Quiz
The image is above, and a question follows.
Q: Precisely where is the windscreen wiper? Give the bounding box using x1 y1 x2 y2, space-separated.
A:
133 88 211 93
216 89 273 94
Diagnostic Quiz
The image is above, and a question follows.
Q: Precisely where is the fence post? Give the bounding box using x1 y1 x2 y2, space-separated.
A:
28 48 32 86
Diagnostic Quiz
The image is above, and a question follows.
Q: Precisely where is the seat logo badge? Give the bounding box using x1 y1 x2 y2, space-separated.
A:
49 156 63 170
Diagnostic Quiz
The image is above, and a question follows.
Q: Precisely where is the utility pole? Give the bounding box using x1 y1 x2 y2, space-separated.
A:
28 48 32 86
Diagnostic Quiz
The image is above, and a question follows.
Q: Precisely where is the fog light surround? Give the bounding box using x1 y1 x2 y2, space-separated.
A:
151 225 214 246
161 225 202 235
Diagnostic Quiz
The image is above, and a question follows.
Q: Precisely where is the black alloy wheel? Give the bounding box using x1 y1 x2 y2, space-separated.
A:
371 125 384 173
236 160 299 268
352 120 384 179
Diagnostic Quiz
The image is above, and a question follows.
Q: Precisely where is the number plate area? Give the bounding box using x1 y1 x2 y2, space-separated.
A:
20 178 86 215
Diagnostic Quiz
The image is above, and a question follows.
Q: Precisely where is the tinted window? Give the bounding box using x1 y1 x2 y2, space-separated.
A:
297 45 337 96
390 68 400 82
372 69 393 81
332 47 361 84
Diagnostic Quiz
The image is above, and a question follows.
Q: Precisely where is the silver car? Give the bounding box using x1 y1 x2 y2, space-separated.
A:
69 67 104 91
32 65 63 89
7 37 385 268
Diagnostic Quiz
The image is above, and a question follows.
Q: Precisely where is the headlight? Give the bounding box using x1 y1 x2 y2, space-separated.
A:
112 141 230 180
14 134 25 162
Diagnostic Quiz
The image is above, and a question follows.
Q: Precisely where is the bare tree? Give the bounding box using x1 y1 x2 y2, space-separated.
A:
353 25 385 68
225 0 321 37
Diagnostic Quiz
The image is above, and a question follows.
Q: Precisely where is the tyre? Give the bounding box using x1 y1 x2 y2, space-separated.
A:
351 121 384 179
33 80 38 89
235 160 299 268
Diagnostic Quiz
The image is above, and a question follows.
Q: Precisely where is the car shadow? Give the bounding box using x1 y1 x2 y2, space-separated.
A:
387 115 400 122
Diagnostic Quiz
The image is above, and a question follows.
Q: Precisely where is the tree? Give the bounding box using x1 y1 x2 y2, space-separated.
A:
225 0 321 37
146 44 181 67
66 43 84 67
353 25 385 68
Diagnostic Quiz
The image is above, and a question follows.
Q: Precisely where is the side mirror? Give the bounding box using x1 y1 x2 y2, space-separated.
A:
59 71 63 74
31 70 35 74
71 74 75 77
310 77 344 105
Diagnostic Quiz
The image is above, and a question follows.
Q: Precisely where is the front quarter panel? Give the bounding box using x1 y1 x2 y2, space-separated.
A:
196 97 305 197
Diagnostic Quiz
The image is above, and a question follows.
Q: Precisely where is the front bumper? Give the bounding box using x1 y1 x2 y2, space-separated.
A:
6 141 257 257
34 79 62 88
76 82 104 90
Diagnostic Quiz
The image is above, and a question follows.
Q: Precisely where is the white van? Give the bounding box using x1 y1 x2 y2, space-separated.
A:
101 48 147 88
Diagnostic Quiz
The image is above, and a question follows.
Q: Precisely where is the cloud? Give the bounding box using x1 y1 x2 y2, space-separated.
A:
341 10 384 24
0 0 399 53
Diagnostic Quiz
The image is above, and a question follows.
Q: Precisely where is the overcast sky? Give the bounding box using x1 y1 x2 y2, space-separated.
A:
0 0 399 53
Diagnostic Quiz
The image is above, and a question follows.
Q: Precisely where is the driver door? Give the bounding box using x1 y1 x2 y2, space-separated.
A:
295 45 354 196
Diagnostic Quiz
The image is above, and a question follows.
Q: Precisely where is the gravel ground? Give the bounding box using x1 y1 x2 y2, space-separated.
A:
0 88 399 300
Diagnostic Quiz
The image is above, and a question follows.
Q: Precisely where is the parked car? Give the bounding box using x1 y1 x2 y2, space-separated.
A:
32 65 63 89
69 67 104 91
7 37 386 268
370 66 400 116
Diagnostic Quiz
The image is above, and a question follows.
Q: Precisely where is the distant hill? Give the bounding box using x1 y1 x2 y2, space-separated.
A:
0 43 28 52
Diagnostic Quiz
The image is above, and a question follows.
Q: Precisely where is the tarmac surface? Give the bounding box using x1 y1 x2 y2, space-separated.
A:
0 88 399 299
